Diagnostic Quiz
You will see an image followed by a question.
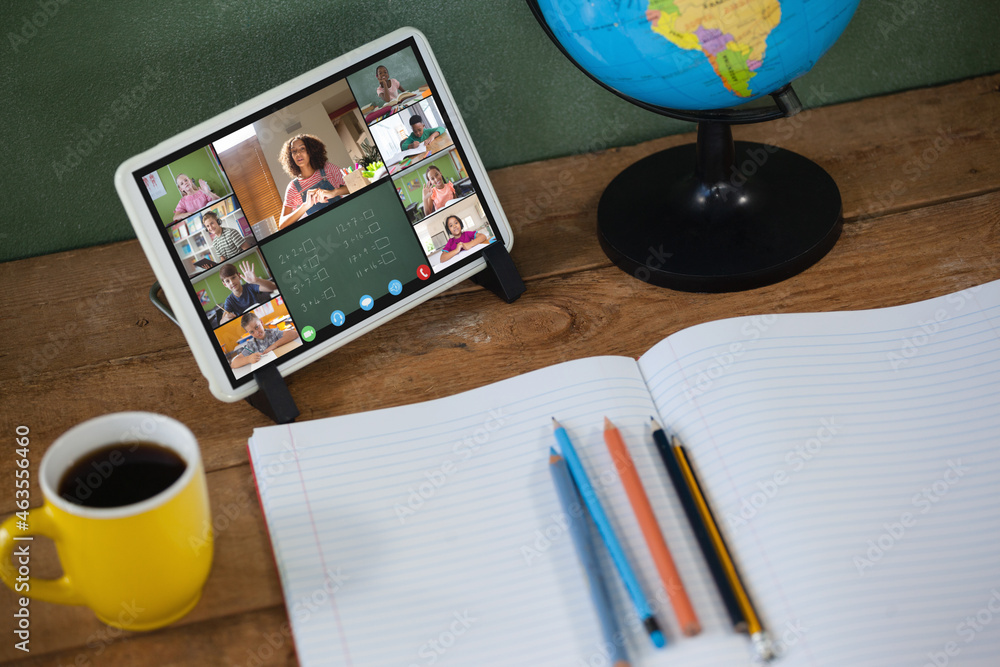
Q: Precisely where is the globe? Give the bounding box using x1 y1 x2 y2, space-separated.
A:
526 0 861 292
530 0 860 112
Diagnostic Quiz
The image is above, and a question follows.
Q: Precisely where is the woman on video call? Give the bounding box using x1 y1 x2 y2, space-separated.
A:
278 134 349 228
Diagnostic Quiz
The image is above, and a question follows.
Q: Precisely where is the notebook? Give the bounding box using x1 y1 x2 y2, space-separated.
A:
248 280 1000 666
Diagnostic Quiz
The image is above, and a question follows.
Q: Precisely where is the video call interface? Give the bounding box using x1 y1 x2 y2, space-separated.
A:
134 41 501 385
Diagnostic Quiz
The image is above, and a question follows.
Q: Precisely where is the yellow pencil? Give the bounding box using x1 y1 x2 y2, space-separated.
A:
673 439 774 661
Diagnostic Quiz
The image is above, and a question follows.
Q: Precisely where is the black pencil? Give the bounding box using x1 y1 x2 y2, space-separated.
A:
650 418 746 632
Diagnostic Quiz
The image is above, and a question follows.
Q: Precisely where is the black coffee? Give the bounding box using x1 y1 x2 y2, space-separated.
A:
57 442 187 508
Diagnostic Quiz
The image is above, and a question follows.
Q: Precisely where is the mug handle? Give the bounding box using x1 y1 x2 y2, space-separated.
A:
0 505 84 605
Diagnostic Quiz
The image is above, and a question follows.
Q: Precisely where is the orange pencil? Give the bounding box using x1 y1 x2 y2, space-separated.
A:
604 417 701 636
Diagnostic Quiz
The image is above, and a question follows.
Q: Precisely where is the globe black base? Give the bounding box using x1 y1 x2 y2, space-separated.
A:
597 126 842 293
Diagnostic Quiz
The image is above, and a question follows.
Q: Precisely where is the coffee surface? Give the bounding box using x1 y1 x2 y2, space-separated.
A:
58 442 187 508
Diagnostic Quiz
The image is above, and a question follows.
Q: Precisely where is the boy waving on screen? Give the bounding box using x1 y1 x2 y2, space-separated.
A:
219 261 277 323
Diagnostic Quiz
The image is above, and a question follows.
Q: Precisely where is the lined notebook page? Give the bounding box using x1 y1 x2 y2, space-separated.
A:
249 356 753 666
640 280 1000 666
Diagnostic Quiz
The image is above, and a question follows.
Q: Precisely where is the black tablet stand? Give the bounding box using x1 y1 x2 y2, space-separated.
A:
245 364 300 424
470 242 526 303
147 246 523 423
148 282 301 423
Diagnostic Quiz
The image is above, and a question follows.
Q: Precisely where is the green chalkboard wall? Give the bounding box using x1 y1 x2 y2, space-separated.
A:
1 0 998 263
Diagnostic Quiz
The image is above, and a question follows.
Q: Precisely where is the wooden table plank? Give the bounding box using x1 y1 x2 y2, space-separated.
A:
1 77 999 665
1 75 998 390
4 187 1000 664
490 73 1000 279
10 607 297 667
0 466 283 663
2 188 998 498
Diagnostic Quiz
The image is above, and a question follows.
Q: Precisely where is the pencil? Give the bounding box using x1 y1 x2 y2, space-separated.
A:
552 418 666 648
604 418 701 637
656 420 775 661
549 449 630 667
650 418 745 631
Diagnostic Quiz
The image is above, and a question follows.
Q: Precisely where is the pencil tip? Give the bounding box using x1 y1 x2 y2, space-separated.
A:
604 416 614 429
650 416 662 430
551 417 561 429
752 632 775 661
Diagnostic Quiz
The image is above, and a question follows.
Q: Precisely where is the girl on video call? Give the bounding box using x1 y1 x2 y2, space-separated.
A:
278 134 349 228
173 173 220 221
375 65 405 104
422 165 458 217
439 214 486 262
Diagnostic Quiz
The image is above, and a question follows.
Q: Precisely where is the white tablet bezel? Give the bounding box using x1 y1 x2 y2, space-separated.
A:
115 27 513 403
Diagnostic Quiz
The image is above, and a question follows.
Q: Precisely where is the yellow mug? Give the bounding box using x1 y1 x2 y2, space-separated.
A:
0 412 213 631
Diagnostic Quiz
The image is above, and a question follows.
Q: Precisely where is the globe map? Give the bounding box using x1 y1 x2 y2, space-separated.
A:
534 0 860 111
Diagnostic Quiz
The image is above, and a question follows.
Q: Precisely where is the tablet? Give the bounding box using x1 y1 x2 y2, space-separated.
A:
115 27 514 402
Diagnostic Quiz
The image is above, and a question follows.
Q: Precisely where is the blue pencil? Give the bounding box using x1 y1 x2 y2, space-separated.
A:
549 449 631 667
552 418 666 648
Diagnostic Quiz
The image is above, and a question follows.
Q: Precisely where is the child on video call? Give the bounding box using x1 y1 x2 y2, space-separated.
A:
278 134 350 229
173 173 220 221
439 215 487 262
400 115 445 151
375 65 405 104
218 260 277 323
230 312 298 368
203 211 251 261
422 165 457 216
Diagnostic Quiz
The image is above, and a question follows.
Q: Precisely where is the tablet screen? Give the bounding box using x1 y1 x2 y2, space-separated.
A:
130 37 505 386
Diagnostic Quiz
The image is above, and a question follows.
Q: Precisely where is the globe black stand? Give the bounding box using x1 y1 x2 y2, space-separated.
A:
598 117 842 292
523 0 844 292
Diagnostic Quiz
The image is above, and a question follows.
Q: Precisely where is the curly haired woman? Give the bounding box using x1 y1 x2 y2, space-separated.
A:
278 134 349 228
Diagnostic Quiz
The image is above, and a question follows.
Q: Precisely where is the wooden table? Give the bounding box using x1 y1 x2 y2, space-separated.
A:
1 74 998 666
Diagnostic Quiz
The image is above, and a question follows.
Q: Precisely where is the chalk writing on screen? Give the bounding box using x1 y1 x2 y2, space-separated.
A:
277 210 398 314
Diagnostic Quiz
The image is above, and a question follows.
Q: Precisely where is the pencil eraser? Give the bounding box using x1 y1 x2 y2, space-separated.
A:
651 629 666 648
